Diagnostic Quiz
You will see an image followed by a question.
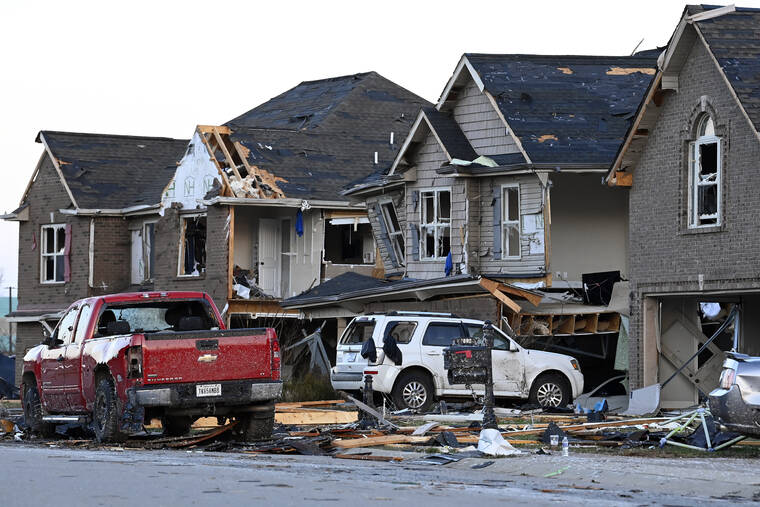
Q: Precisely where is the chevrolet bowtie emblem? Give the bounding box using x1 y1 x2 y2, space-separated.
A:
197 354 218 363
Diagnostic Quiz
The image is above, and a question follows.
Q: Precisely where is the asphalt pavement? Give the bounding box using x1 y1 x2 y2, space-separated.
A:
0 443 758 506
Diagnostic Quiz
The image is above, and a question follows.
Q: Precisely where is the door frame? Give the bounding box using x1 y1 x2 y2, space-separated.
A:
258 218 282 298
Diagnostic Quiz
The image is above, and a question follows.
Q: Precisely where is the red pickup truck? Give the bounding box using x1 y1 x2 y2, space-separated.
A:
21 291 281 442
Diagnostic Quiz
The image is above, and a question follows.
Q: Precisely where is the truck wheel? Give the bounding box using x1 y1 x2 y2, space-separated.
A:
392 371 434 412
238 408 275 442
161 416 194 437
93 377 125 443
529 373 570 408
22 381 55 437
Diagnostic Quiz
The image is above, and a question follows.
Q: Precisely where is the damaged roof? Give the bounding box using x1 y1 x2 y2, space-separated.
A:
224 72 430 201
463 53 657 165
421 107 478 161
38 131 188 209
688 4 760 132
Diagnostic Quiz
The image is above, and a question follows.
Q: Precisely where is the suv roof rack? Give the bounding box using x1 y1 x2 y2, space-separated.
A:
371 310 460 318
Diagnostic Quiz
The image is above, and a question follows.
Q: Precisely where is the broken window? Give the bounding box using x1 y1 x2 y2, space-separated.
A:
381 202 405 265
419 189 451 259
41 224 67 283
324 221 375 264
178 215 207 276
690 115 721 228
502 185 521 258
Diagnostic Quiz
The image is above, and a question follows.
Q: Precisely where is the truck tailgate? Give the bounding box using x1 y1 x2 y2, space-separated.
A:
140 329 272 384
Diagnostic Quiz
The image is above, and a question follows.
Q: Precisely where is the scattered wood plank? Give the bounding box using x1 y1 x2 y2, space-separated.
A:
346 395 398 429
276 410 357 426
276 400 346 410
333 435 431 449
334 453 403 462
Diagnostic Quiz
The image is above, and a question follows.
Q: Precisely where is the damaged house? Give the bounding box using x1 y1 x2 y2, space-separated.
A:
284 52 658 388
607 5 760 408
159 72 429 343
3 131 189 383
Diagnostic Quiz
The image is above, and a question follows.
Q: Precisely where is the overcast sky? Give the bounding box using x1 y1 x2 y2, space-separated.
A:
1 0 754 290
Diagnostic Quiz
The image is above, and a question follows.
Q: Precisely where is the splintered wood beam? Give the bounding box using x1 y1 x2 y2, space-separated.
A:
498 282 542 306
196 128 231 194
197 124 231 135
479 278 521 313
227 206 235 302
212 128 243 181
231 141 264 194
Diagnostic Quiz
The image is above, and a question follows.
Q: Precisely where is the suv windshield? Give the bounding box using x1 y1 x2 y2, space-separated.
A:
340 319 376 345
95 299 219 336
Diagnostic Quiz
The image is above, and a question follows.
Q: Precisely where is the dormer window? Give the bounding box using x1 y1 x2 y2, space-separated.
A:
689 114 721 228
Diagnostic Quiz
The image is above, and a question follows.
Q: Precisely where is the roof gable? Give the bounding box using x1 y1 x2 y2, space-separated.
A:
465 53 657 166
38 131 188 209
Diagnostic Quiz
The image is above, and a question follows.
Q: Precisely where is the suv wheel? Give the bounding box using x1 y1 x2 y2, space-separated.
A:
529 373 570 408
392 371 434 412
22 381 55 437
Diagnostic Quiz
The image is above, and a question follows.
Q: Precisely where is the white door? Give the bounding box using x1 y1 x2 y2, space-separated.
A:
419 321 467 393
462 323 523 396
130 229 143 284
258 218 281 297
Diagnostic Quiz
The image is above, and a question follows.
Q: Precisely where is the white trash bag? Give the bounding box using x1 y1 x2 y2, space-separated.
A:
477 428 522 456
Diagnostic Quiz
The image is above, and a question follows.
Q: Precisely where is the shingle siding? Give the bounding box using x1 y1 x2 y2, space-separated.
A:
627 38 760 387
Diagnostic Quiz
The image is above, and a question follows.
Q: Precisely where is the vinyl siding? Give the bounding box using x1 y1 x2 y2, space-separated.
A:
452 79 519 156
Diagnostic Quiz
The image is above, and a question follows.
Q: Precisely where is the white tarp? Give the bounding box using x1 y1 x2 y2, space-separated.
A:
477 428 522 456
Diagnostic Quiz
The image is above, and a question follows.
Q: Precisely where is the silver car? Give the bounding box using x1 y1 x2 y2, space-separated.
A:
709 353 760 437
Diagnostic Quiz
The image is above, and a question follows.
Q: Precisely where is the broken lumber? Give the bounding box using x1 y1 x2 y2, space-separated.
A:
334 453 403 462
276 400 346 410
333 435 431 449
276 410 357 425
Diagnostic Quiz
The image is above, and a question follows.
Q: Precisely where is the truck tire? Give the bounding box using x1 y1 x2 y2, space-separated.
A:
22 381 55 437
392 371 434 412
529 373 570 408
93 377 126 443
238 408 275 442
162 416 194 437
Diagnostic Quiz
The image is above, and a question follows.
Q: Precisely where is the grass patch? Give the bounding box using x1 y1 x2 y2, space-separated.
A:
281 373 337 403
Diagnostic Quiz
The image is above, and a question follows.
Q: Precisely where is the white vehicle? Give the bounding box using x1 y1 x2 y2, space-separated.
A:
331 311 584 411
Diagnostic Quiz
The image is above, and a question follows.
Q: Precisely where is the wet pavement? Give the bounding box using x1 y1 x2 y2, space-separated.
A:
2 443 759 506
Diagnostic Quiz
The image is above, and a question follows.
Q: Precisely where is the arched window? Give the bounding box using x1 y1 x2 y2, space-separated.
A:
690 114 721 227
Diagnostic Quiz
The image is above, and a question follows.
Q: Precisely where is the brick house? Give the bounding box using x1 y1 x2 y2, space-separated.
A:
284 53 657 389
4 131 188 383
606 5 760 407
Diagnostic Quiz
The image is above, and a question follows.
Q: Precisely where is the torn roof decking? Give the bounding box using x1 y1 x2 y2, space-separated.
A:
223 72 431 201
37 131 188 209
687 4 760 132
460 53 658 166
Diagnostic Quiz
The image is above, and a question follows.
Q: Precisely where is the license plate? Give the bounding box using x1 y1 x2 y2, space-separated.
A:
345 352 357 362
196 384 221 397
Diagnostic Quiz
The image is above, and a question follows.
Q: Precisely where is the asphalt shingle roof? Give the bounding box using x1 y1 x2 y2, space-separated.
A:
38 131 188 209
464 53 658 165
689 5 760 132
225 72 430 201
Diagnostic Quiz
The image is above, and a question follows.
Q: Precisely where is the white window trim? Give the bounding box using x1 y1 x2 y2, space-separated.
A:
40 224 66 284
688 134 722 229
141 220 157 282
418 187 452 261
380 200 405 266
501 184 521 259
177 212 207 277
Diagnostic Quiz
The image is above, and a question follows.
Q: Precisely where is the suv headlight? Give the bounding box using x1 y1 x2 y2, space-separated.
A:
570 359 580 371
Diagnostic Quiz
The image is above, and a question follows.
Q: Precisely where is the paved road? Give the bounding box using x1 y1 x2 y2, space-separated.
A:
0 443 757 506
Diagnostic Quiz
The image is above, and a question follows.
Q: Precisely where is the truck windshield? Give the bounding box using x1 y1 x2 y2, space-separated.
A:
339 319 376 345
95 299 219 336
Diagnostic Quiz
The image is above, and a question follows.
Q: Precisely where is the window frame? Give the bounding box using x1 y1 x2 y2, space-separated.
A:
421 321 465 347
380 201 405 266
501 183 521 259
40 224 67 284
688 115 722 229
177 213 207 278
418 187 452 261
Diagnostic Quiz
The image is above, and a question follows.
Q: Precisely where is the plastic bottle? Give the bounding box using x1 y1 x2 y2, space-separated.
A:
562 436 569 456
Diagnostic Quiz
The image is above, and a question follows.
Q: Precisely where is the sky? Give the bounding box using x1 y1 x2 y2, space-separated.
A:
0 0 756 290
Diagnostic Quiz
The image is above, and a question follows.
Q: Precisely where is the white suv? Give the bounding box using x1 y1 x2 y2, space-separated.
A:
331 312 584 411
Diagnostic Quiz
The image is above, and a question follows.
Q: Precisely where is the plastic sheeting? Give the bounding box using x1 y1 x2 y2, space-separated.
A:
477 428 521 456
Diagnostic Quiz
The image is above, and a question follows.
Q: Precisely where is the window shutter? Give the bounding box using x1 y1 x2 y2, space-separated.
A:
492 188 501 260
64 223 72 282
375 203 398 268
412 190 419 211
410 223 419 261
